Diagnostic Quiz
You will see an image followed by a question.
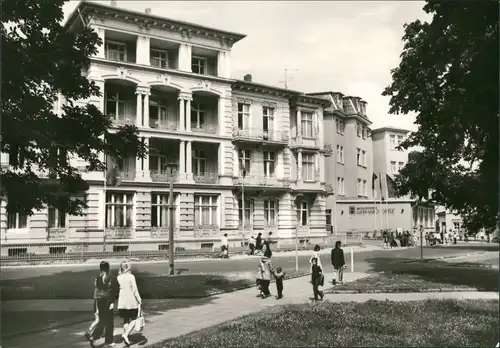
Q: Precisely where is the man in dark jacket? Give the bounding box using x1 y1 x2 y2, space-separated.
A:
331 241 346 285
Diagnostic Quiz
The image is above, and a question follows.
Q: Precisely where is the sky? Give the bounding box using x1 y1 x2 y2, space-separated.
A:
63 0 431 131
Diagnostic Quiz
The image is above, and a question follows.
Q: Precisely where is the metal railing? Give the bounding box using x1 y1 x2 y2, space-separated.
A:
190 124 218 134
232 175 291 188
150 170 179 183
149 119 179 131
193 173 220 184
113 117 136 126
232 127 289 143
290 136 320 148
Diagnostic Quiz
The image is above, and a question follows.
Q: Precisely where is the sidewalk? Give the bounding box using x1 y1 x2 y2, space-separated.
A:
2 271 498 348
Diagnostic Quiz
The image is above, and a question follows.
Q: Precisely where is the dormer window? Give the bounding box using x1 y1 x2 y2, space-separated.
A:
151 49 168 68
106 41 126 62
192 56 207 75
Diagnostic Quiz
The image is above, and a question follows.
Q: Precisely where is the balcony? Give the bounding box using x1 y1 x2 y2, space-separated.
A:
150 170 179 183
321 144 333 157
149 139 179 183
105 227 133 239
289 136 321 150
105 81 139 127
232 127 289 147
191 47 218 77
47 228 68 241
191 124 218 135
193 224 220 238
106 156 136 185
233 176 291 194
148 86 180 132
189 92 219 135
193 173 220 184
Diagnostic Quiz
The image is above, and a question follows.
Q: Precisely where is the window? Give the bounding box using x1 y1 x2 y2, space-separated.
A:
191 102 205 129
363 180 368 197
390 134 397 149
302 153 315 181
238 199 253 226
239 149 251 176
149 98 168 126
106 41 126 62
301 112 314 137
264 200 278 226
296 201 309 226
356 148 361 166
151 194 175 228
398 161 405 172
150 49 168 68
390 161 397 174
362 126 367 139
105 193 134 228
7 212 28 230
262 107 274 133
149 152 169 173
357 179 363 196
335 118 345 135
105 88 126 122
326 209 332 226
192 56 207 75
237 103 250 130
356 122 361 137
48 207 66 228
362 150 367 167
336 145 344 164
397 135 404 147
337 177 345 195
194 195 218 226
193 149 207 175
453 221 460 232
263 151 275 177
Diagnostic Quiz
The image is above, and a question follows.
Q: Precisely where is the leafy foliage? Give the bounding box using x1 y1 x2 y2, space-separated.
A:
1 0 146 216
383 1 499 232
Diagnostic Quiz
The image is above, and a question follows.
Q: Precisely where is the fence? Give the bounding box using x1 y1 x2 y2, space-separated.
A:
0 232 363 264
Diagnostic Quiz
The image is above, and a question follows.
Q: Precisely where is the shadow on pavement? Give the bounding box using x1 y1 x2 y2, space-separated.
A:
361 256 499 291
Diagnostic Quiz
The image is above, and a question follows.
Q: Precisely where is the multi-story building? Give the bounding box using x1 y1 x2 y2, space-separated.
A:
0 2 332 252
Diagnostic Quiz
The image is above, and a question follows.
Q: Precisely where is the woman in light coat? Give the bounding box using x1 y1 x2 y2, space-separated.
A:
117 261 142 347
309 244 323 273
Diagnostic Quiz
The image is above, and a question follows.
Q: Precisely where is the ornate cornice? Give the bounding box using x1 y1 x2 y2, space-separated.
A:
232 81 297 99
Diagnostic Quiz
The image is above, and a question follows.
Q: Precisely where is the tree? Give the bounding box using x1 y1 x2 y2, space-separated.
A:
383 1 499 232
1 0 146 216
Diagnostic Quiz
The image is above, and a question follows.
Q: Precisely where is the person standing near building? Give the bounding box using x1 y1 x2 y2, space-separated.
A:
331 241 346 285
248 235 256 255
258 255 273 298
220 233 229 258
255 233 263 254
311 258 324 301
117 261 143 347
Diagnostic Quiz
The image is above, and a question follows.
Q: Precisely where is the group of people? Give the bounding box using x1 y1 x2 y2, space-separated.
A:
381 229 416 249
219 231 275 259
425 229 459 246
84 260 143 348
255 240 347 302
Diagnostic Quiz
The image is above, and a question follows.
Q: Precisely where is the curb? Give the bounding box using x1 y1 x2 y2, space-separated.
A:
325 287 493 294
401 251 488 264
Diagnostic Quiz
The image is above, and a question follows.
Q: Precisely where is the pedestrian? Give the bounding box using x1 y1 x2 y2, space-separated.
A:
248 235 256 255
258 255 273 298
220 233 229 258
85 261 117 348
273 266 285 299
331 241 346 285
309 244 322 273
263 240 273 258
117 261 143 347
311 258 324 301
255 263 263 297
255 232 263 254
425 231 429 246
382 230 389 249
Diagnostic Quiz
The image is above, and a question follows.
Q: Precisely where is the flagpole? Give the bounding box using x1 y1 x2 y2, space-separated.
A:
103 152 107 253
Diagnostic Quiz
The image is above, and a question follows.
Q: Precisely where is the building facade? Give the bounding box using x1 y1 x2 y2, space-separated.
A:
0 2 332 252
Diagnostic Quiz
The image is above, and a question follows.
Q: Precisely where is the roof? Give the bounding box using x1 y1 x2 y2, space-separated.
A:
232 80 300 98
372 126 410 134
307 91 345 97
66 1 247 45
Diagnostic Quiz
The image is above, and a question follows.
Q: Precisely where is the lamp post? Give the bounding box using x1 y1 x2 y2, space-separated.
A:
168 166 177 276
240 164 246 248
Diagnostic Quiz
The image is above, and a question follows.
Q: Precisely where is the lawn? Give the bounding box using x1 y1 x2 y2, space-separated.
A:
153 299 499 348
0 270 307 300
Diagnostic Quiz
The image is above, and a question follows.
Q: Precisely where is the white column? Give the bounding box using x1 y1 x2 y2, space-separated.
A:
178 44 192 72
186 45 192 71
297 109 302 137
95 28 105 58
135 91 143 127
218 143 224 175
297 151 303 181
185 98 191 132
218 96 224 135
179 140 186 175
225 51 232 79
314 153 320 181
217 51 226 78
136 36 150 65
143 92 150 129
186 141 193 178
178 97 185 131
143 137 151 180
233 146 239 176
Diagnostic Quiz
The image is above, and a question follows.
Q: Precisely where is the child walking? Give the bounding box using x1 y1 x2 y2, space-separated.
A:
311 258 324 301
273 266 285 299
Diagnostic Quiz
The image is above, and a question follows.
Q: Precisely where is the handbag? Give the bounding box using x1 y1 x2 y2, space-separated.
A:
134 307 145 332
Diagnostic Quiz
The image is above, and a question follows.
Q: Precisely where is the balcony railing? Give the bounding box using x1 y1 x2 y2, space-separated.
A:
321 144 333 156
118 171 136 181
105 227 133 239
290 136 320 148
48 228 68 241
150 170 179 183
150 226 180 238
232 175 291 188
232 127 289 143
193 224 220 238
149 120 178 131
193 173 220 184
191 124 218 134
112 117 136 126
322 183 334 194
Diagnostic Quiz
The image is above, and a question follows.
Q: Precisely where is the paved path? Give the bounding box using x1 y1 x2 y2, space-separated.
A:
2 271 498 348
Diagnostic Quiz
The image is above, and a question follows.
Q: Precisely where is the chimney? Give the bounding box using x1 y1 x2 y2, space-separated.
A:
110 0 117 7
145 8 151 14
243 74 252 82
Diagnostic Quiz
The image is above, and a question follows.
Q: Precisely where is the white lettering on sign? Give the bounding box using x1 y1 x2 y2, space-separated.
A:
354 207 395 215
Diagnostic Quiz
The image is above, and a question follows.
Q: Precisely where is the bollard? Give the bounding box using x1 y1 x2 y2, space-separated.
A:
350 247 354 273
